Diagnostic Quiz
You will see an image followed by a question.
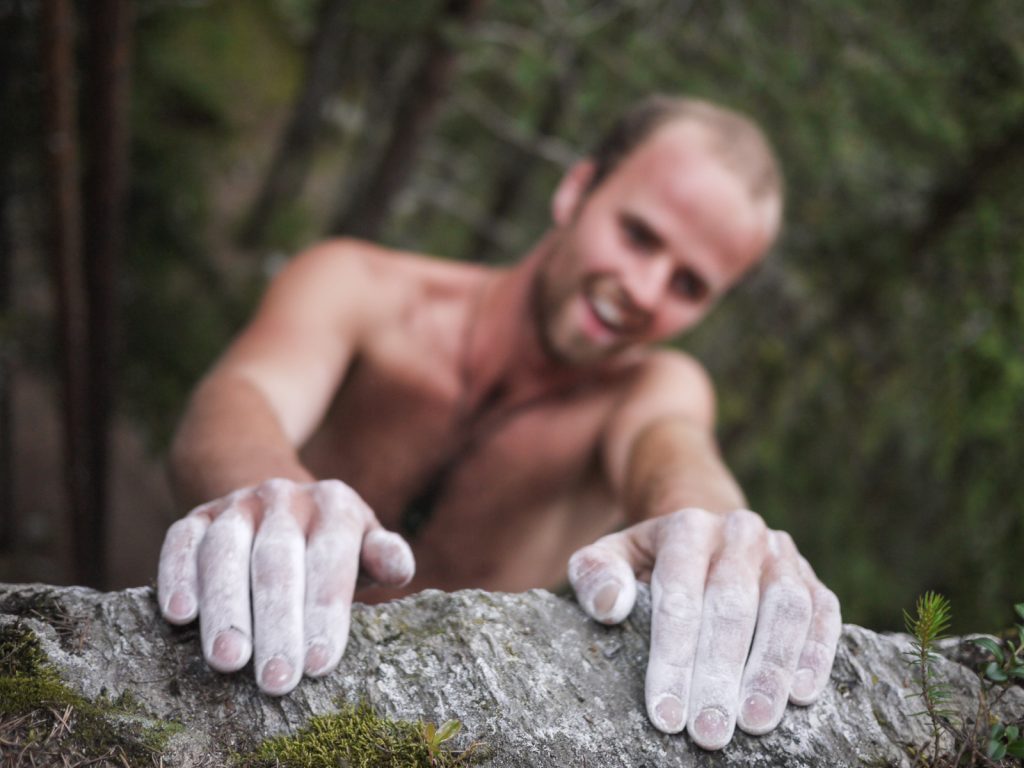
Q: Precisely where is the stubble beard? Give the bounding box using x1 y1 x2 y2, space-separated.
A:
528 239 637 368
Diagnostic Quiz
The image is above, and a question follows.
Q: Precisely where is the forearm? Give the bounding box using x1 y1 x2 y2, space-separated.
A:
169 372 314 509
623 416 746 522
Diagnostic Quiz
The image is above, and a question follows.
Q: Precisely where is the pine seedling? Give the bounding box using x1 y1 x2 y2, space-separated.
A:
904 591 957 763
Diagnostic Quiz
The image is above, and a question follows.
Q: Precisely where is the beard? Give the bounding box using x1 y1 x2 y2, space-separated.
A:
528 238 652 367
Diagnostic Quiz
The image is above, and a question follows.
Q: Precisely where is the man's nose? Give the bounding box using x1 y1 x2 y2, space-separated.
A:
623 256 674 310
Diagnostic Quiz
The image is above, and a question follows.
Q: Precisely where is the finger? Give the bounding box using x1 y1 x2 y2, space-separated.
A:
736 531 812 736
197 494 256 674
361 528 415 587
790 557 842 705
158 501 218 623
568 522 653 624
687 509 767 751
302 481 365 677
645 507 719 734
251 479 308 695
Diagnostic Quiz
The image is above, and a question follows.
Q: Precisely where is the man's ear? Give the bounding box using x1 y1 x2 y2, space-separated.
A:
551 160 596 226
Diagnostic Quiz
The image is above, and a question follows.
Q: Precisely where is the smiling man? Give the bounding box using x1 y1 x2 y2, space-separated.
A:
157 95 841 751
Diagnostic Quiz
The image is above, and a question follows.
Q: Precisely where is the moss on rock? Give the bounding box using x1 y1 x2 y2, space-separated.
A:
238 701 487 768
0 621 183 765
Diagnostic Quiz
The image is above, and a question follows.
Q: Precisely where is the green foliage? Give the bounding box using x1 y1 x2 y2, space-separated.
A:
904 592 957 761
902 594 1024 766
239 701 483 767
971 603 1024 762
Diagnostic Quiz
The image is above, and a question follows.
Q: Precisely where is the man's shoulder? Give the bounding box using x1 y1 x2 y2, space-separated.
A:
287 238 484 296
614 347 714 397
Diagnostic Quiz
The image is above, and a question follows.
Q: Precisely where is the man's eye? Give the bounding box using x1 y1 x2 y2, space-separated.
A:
621 217 660 252
670 269 708 302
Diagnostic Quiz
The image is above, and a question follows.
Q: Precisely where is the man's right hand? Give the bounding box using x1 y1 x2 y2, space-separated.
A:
157 478 415 695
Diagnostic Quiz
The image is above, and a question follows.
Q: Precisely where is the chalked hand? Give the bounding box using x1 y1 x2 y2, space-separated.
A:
157 478 414 695
568 507 841 750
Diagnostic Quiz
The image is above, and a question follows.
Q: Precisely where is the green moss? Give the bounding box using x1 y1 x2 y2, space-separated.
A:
238 701 487 768
0 622 183 764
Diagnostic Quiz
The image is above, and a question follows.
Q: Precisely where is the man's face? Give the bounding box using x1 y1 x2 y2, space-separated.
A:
532 121 779 366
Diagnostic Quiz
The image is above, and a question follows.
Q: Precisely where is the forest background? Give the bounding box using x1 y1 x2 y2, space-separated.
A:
1 0 1021 636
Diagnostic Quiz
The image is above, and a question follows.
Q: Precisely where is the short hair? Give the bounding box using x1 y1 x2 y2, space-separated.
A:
586 95 783 203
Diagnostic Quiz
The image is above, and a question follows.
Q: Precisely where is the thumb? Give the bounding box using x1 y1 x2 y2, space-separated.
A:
360 526 415 587
568 525 653 624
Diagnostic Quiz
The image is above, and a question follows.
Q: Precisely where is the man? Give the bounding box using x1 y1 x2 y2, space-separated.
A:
157 96 841 751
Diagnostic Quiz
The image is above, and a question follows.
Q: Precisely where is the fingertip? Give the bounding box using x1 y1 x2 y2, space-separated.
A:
206 628 251 673
688 707 734 751
362 529 415 586
258 655 301 696
304 638 344 678
588 578 636 624
162 590 197 624
736 692 778 735
647 693 686 734
788 667 819 706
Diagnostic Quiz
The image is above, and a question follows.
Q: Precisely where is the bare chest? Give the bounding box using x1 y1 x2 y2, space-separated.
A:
299 345 624 588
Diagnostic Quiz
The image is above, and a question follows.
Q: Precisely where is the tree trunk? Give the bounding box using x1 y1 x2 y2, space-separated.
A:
0 6 18 553
239 0 351 247
80 0 134 588
331 0 485 240
40 0 93 584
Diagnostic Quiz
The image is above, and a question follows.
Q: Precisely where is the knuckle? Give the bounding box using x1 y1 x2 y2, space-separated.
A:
315 478 352 495
765 584 812 625
769 530 797 558
667 506 716 531
257 477 294 496
707 587 758 625
568 545 606 577
724 509 769 549
727 508 764 529
657 586 702 624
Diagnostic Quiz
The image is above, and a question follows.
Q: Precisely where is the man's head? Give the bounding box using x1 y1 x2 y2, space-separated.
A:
531 96 783 366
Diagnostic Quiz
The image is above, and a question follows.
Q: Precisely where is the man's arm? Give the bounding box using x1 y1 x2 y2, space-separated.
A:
170 241 367 505
158 240 414 695
568 351 841 750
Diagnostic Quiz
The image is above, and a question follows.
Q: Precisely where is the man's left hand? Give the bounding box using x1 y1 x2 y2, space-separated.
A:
568 507 841 750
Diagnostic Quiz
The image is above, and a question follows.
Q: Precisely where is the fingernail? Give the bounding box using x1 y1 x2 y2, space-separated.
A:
167 591 195 620
305 642 331 676
740 693 774 733
693 707 730 750
594 582 620 618
792 667 815 702
260 656 295 694
651 694 685 733
210 629 246 670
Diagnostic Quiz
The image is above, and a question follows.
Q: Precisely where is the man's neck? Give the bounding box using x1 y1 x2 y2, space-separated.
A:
459 234 597 416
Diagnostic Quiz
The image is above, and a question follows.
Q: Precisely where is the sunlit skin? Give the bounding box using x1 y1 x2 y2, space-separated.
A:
158 118 839 751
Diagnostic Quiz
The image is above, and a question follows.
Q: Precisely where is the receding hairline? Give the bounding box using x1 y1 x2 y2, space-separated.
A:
587 96 784 205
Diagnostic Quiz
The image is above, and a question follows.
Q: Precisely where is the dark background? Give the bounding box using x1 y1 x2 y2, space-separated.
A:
1 0 1021 634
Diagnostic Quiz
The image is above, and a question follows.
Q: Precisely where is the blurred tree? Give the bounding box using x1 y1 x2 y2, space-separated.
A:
240 0 351 247
80 0 134 587
40 0 94 583
331 0 485 239
10 0 1022 627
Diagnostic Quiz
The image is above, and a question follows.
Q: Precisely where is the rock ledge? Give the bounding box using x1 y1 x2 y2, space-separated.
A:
1 583 1018 766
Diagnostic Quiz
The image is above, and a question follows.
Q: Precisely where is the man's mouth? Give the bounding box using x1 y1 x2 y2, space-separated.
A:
584 276 651 336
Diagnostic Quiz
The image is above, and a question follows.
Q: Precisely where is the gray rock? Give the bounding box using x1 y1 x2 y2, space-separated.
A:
1 583 1020 766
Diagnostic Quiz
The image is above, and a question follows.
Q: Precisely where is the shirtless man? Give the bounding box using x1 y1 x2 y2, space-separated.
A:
157 96 841 751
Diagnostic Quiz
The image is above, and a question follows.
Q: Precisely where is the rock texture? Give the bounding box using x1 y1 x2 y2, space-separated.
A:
1 583 1020 766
